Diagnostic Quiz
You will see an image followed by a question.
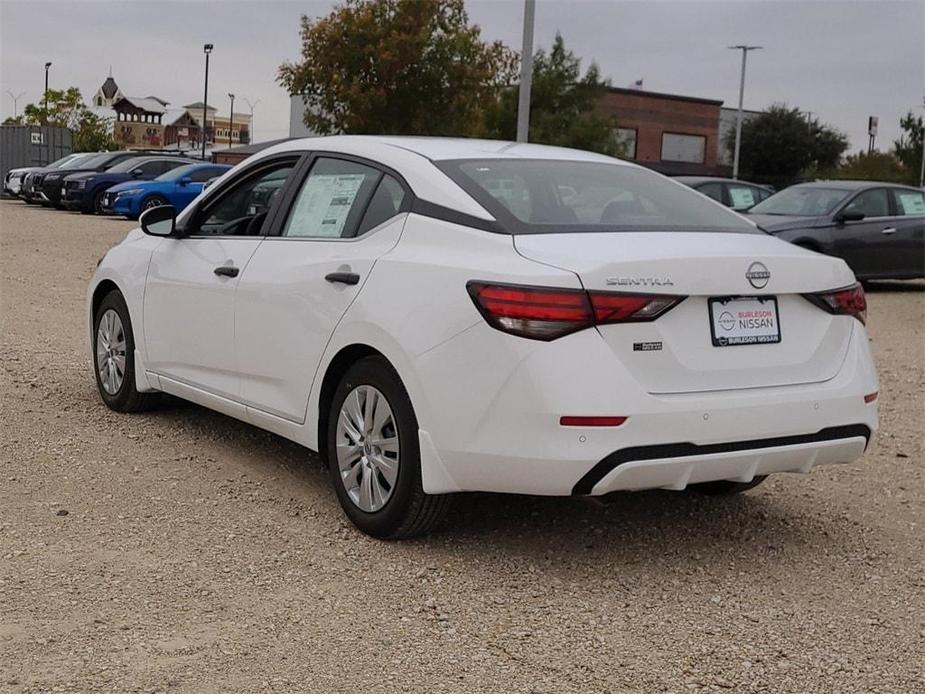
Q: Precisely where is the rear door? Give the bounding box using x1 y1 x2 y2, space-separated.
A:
235 155 410 421
887 188 925 278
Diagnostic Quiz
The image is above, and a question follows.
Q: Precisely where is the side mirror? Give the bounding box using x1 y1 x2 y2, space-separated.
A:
179 176 192 186
836 210 865 224
140 204 178 237
131 169 144 178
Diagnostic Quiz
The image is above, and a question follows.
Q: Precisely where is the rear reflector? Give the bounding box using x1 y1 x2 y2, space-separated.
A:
805 283 867 325
560 416 628 427
864 392 878 404
467 281 682 341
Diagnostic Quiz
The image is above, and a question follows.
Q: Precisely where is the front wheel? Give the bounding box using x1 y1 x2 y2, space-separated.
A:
326 356 451 539
141 195 167 213
93 290 157 412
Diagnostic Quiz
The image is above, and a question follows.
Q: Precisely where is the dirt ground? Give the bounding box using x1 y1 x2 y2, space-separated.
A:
1 199 923 693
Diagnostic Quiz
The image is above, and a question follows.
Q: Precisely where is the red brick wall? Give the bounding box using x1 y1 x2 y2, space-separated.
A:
599 90 722 168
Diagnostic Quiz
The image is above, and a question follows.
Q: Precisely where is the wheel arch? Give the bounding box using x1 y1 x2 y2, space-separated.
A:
90 279 122 328
316 343 388 464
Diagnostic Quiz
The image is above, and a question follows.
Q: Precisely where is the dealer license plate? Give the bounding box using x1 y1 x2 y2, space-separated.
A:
708 296 781 347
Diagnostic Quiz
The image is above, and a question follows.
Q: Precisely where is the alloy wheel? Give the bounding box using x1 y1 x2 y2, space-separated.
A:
335 385 400 512
96 309 126 395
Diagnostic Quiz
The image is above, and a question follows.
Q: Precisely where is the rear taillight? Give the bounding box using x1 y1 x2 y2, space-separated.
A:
805 283 867 325
467 281 682 341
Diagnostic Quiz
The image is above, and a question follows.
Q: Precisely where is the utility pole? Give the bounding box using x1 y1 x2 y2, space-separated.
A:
202 43 213 161
228 93 235 149
516 0 536 143
5 90 25 119
728 45 762 179
43 62 52 123
243 97 260 144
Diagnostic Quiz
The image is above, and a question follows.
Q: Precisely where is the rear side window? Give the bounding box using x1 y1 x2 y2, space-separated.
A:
440 158 757 233
188 166 224 183
356 175 406 236
892 189 925 216
281 158 381 239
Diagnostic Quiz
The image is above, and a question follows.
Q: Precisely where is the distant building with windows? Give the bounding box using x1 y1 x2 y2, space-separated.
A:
92 70 124 108
164 102 251 153
598 87 728 176
111 95 169 150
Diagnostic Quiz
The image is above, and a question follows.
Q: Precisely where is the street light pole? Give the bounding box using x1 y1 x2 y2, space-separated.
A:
202 43 213 161
516 0 536 143
5 90 25 119
228 93 235 149
43 62 52 123
243 97 260 144
728 45 762 180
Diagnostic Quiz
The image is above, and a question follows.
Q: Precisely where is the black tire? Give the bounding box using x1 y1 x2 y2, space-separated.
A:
84 188 107 215
326 356 451 539
92 290 157 413
687 476 767 495
140 195 167 213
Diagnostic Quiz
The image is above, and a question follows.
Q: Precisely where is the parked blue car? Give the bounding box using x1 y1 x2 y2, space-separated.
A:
101 163 231 219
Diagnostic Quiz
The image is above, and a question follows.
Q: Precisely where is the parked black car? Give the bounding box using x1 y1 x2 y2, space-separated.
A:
675 176 773 211
747 181 925 280
61 155 199 214
38 151 139 208
20 152 100 204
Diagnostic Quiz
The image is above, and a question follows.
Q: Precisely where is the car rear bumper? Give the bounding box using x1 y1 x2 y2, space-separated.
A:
414 320 878 496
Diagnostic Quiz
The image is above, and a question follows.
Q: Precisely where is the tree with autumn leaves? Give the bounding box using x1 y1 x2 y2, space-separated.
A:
279 0 621 155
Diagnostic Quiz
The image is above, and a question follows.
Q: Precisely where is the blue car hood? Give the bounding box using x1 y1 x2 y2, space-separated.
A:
107 179 160 194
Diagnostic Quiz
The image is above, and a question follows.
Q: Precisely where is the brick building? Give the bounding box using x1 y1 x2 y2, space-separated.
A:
599 87 729 176
111 96 169 150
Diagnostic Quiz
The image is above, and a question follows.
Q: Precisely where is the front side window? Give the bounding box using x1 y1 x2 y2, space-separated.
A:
194 160 297 236
750 187 852 216
281 158 383 239
843 189 889 218
892 189 925 216
440 158 757 233
697 182 724 203
728 184 761 209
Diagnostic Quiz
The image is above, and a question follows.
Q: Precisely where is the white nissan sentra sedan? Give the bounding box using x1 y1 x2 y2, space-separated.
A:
88 136 878 538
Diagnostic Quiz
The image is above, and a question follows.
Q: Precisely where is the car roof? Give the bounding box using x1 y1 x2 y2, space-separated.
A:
791 180 919 191
675 176 764 186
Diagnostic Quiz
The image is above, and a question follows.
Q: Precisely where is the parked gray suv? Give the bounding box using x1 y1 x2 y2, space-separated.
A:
747 181 925 281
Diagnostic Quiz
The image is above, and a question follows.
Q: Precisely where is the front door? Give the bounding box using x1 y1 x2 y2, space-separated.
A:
142 158 300 398
235 155 410 422
832 188 895 277
886 188 925 278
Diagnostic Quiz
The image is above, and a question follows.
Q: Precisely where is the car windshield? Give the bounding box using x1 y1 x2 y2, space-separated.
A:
62 153 109 169
156 164 198 182
47 154 83 169
749 187 852 216
438 159 757 233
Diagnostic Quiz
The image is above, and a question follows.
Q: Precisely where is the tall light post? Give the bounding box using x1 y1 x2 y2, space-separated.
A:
5 90 25 119
201 43 213 161
516 0 536 142
228 93 235 149
728 45 762 180
243 97 260 144
43 62 52 123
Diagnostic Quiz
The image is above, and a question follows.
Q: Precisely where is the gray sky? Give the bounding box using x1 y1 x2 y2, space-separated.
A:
1 0 922 153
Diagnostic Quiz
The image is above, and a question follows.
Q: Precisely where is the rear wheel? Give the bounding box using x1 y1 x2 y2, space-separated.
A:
688 476 766 495
93 290 157 413
326 356 451 539
141 195 167 213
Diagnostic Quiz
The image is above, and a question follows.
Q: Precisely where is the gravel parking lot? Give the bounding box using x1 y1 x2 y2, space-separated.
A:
1 199 923 693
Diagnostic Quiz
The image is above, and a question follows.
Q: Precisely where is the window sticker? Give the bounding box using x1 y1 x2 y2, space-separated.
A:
285 173 366 238
898 192 925 216
729 186 757 208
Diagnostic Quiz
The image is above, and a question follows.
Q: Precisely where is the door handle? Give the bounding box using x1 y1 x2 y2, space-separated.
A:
214 265 239 278
881 227 897 235
325 272 360 285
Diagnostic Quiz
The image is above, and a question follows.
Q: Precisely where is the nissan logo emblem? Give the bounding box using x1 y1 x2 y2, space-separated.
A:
746 261 770 289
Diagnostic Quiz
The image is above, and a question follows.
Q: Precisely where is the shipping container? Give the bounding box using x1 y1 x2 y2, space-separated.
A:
1 125 73 185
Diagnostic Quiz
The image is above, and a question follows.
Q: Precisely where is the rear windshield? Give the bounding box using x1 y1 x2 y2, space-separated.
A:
438 158 758 234
749 187 851 216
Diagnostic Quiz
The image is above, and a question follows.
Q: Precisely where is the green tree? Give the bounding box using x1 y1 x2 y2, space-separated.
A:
727 105 848 186
484 33 622 156
835 150 911 183
893 111 923 183
17 87 117 152
278 0 517 136
2 116 24 126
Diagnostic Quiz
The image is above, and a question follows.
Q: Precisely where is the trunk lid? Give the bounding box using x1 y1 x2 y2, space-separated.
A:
514 231 858 394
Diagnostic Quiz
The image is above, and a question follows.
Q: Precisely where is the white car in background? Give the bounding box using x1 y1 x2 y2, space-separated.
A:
87 136 878 539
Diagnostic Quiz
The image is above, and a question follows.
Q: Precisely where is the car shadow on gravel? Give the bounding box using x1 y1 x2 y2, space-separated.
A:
139 396 850 572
